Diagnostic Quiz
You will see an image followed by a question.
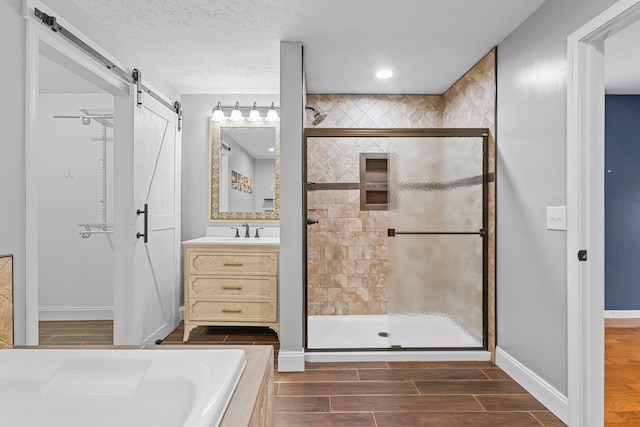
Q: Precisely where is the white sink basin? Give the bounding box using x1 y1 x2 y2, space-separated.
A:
184 236 280 245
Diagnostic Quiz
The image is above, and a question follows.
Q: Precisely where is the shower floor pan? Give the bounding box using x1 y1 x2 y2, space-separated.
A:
307 314 482 349
306 315 489 362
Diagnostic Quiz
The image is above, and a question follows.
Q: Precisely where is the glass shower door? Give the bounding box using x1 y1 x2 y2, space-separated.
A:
387 136 486 349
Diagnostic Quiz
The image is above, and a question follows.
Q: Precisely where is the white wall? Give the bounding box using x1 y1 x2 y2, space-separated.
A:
278 41 305 371
496 0 618 396
225 135 256 213
38 94 114 320
0 0 27 344
254 159 276 212
179 94 279 240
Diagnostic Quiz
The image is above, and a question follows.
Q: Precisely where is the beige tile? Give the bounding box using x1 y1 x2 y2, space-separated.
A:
345 274 363 288
306 50 496 345
348 218 363 232
348 246 363 260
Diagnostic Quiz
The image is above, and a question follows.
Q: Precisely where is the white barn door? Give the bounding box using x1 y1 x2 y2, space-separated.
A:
114 91 181 344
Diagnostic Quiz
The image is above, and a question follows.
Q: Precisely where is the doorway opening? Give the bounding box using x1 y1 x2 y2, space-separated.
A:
36 45 116 345
567 0 640 424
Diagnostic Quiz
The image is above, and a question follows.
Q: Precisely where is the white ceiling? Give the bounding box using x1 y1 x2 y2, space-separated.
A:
222 127 276 160
71 0 548 95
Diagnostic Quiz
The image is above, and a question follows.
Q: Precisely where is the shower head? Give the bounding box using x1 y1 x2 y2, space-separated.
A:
306 105 328 126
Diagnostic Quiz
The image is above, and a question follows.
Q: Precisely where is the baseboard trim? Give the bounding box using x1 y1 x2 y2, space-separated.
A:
305 350 491 363
278 350 305 372
495 347 568 424
605 310 640 318
39 307 114 321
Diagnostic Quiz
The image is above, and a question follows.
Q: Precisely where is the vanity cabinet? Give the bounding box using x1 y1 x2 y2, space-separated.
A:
183 241 279 341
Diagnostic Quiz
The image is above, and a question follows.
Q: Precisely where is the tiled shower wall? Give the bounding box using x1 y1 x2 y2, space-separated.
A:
0 255 13 348
306 49 496 348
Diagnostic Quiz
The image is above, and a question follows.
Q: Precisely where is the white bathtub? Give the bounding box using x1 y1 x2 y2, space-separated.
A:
306 315 490 362
0 349 246 427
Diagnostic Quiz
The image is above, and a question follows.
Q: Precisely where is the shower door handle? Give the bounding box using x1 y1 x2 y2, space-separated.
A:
136 203 148 243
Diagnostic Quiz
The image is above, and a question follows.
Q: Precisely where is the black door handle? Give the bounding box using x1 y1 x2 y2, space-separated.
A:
137 203 148 243
307 219 319 225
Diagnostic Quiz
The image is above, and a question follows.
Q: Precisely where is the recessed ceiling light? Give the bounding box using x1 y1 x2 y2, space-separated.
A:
376 70 393 79
268 147 275 152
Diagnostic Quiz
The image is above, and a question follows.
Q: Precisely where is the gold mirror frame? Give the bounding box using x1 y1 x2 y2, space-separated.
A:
209 118 280 221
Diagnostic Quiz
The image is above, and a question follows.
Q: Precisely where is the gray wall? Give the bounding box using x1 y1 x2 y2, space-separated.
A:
278 41 305 369
0 0 27 344
179 94 279 241
497 0 617 395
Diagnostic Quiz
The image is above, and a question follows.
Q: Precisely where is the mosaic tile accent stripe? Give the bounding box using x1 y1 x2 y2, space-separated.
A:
0 256 13 349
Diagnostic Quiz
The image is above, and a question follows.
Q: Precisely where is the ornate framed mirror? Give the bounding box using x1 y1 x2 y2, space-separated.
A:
209 118 280 221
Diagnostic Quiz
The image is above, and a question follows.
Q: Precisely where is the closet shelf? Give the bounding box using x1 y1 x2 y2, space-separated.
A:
78 223 113 239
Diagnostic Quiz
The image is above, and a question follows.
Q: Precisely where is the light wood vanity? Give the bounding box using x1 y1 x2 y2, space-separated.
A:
183 238 279 342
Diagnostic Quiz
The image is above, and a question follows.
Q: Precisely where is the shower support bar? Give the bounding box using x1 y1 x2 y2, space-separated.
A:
387 228 487 237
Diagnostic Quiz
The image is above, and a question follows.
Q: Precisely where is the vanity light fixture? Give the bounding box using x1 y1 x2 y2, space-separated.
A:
376 69 393 79
248 102 261 121
211 102 225 121
266 102 279 121
210 101 279 121
230 102 243 121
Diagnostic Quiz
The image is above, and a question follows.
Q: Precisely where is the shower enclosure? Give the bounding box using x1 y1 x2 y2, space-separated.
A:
305 128 488 351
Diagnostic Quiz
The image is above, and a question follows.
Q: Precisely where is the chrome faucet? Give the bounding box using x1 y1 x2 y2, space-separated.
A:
241 223 250 238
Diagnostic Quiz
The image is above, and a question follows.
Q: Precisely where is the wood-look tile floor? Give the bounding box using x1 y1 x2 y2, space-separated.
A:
164 324 558 425
39 320 113 345
35 319 640 426
164 322 564 427
605 318 640 425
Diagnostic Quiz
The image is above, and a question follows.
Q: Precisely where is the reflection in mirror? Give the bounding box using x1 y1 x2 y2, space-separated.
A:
209 118 279 221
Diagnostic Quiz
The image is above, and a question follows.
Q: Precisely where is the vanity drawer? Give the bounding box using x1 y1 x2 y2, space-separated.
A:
189 301 277 322
187 250 277 275
187 275 277 299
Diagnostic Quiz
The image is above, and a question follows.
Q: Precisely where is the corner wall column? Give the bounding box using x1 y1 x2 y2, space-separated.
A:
278 41 305 371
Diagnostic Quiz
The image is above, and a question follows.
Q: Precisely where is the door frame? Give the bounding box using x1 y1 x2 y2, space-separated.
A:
302 127 491 352
25 13 131 344
566 0 640 424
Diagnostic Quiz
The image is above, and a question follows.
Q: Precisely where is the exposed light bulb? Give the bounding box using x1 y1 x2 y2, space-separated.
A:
249 102 261 121
266 102 279 121
230 102 243 121
211 101 225 121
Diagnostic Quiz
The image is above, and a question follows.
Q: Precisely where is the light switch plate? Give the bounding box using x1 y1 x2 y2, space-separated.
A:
546 206 567 230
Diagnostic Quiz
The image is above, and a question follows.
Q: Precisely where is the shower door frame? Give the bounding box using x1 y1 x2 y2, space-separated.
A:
303 127 490 352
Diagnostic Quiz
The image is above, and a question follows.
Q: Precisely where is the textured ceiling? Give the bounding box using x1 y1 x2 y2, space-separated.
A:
72 0 547 95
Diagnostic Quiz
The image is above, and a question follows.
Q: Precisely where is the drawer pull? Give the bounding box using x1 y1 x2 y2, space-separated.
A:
222 308 242 313
223 261 243 266
222 285 243 290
